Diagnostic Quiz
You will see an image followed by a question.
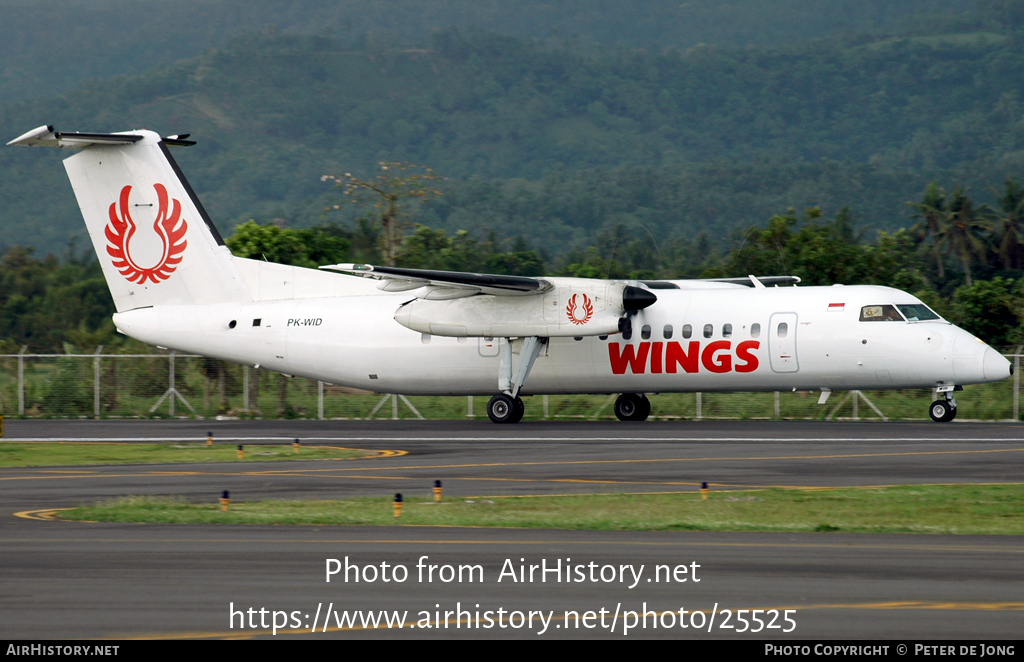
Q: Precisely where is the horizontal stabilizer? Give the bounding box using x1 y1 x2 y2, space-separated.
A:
8 125 195 148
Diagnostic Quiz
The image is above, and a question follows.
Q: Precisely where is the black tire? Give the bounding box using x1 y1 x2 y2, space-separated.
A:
614 393 644 421
488 394 516 424
510 396 525 423
929 400 953 423
638 394 652 421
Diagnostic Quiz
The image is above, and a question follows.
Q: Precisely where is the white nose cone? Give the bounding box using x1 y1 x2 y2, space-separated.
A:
983 348 1013 381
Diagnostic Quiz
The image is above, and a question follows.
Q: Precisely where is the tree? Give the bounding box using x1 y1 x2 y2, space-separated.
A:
990 178 1024 270
933 187 990 287
950 278 1021 346
323 163 442 266
394 225 544 274
908 181 949 279
225 221 351 268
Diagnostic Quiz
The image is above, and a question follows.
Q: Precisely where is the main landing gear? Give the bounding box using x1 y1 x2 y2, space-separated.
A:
929 397 958 423
614 393 651 422
487 393 525 424
487 336 544 424
482 336 652 425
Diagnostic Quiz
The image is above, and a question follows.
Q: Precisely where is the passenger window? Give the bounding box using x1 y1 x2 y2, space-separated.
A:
860 305 905 322
751 323 761 338
663 325 673 339
641 325 652 340
682 324 692 339
623 326 632 340
703 324 713 338
723 323 733 338
777 322 788 338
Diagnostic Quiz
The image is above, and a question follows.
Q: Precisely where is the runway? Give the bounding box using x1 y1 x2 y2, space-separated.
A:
1 419 1022 639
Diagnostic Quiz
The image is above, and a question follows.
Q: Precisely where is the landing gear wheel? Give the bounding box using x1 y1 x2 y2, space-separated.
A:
614 393 650 422
488 394 516 424
929 399 956 423
510 396 525 423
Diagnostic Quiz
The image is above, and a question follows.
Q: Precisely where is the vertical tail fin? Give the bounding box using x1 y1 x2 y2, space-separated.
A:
10 126 251 311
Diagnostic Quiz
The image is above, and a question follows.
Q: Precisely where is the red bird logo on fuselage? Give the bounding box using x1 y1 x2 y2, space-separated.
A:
566 293 594 325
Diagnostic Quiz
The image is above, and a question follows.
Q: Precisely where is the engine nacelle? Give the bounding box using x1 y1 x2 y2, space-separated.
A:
393 278 655 338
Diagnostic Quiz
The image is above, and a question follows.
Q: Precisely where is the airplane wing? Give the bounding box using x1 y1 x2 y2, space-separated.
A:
710 275 801 288
320 263 553 299
321 263 657 337
642 275 802 290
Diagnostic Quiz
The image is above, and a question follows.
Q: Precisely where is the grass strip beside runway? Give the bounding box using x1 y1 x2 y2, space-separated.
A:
60 484 1024 534
0 442 370 467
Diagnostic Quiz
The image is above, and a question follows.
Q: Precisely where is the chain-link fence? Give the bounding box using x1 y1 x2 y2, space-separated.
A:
0 347 1021 422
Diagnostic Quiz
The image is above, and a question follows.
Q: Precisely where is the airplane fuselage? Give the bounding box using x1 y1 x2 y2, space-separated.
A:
113 283 1006 396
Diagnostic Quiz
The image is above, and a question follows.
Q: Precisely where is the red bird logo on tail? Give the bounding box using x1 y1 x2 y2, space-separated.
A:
105 184 187 283
566 293 594 325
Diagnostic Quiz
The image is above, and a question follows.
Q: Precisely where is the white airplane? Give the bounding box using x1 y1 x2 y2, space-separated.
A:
9 126 1014 423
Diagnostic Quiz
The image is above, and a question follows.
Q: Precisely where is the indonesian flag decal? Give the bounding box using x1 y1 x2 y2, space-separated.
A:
828 303 845 312
105 184 188 284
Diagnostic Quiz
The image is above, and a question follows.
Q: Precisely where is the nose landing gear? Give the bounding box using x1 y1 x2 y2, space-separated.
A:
614 393 651 422
929 397 957 422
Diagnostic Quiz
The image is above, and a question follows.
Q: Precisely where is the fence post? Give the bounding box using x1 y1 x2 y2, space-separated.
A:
1014 346 1022 422
93 345 103 419
852 390 859 420
467 395 474 418
773 391 780 419
392 394 399 420
168 352 176 417
543 394 549 419
318 381 324 420
695 392 702 420
243 365 249 414
17 345 25 417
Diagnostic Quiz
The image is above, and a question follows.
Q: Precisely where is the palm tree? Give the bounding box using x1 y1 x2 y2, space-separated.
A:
990 178 1024 270
933 186 990 286
908 181 948 279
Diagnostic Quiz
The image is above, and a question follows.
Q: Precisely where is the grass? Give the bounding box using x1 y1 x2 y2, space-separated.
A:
0 442 374 467
59 484 1024 535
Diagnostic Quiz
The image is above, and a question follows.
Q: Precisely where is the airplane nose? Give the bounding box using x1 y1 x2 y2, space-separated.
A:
983 348 1012 381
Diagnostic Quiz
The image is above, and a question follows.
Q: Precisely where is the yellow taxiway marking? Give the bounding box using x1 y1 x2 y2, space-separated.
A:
13 508 72 521
312 446 1024 473
113 601 1024 639
145 469 1021 493
2 446 1022 483
0 448 407 479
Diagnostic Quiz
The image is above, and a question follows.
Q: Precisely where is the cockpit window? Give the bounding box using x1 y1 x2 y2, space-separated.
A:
896 304 940 321
860 305 905 322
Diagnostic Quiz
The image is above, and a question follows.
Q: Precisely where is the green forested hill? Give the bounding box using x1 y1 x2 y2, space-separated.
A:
0 0 974 102
2 19 1024 254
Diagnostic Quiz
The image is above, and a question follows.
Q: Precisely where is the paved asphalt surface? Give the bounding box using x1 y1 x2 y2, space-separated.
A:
1 419 1022 639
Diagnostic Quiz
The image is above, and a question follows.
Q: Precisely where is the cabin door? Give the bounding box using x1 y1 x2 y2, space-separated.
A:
768 312 799 373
